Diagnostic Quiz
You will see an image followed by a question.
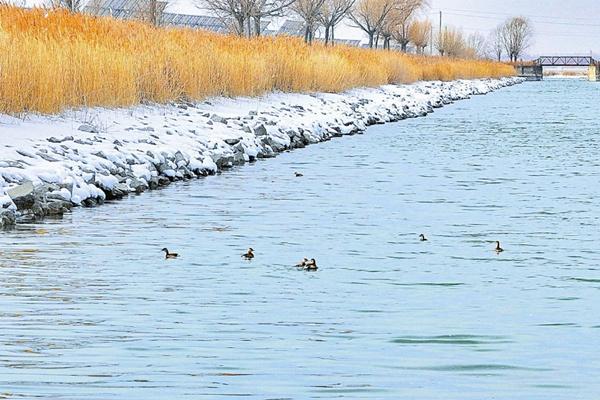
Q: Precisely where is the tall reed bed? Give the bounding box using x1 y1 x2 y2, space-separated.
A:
0 6 515 115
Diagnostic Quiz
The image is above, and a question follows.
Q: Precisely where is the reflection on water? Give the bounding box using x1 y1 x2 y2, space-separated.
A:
1 80 599 399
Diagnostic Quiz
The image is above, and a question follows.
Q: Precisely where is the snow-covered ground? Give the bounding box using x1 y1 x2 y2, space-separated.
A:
0 78 524 227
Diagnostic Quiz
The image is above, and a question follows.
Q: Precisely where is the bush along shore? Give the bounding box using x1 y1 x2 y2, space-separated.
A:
0 78 524 228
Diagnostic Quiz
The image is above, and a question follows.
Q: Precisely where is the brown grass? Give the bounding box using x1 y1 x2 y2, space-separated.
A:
544 70 586 76
0 6 515 115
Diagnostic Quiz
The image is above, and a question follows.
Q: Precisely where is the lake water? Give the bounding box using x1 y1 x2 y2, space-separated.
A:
1 79 599 399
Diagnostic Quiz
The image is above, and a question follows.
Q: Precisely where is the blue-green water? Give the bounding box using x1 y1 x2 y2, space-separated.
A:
1 80 599 399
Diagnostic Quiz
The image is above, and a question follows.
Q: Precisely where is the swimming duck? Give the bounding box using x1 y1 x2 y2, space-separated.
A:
161 248 179 259
242 248 255 260
294 172 304 177
295 257 309 267
419 234 428 241
495 241 504 253
304 258 318 271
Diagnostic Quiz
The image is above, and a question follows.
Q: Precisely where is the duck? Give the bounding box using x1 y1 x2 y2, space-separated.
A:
242 248 255 260
294 172 304 177
495 241 504 253
295 257 309 267
419 233 428 241
304 258 318 271
161 248 179 259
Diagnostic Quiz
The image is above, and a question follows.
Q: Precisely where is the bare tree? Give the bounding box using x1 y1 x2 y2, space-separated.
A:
378 6 397 49
408 19 430 54
488 25 504 61
51 0 83 12
501 16 533 62
465 32 486 59
350 0 395 48
292 0 326 43
199 0 254 35
318 0 355 45
140 0 166 25
435 26 465 57
200 0 295 37
385 0 426 51
250 0 297 36
378 16 394 49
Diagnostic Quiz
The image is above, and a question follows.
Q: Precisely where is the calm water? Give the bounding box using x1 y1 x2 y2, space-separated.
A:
1 80 599 399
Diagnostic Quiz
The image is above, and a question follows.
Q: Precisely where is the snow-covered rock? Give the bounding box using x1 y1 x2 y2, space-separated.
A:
0 77 524 226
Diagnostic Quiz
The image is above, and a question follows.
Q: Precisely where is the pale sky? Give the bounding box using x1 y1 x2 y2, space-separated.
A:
165 0 600 58
428 0 600 57
26 0 593 59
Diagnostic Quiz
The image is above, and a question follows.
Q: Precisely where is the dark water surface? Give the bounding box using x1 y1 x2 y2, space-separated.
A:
1 80 599 399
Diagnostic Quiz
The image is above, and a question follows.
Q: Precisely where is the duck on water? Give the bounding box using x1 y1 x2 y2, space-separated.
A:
242 248 255 260
296 257 309 267
495 241 504 253
162 248 179 259
304 259 318 271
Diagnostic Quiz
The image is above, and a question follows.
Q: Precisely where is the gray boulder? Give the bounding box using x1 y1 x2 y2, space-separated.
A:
47 136 73 143
44 200 72 216
214 155 234 169
148 176 160 189
0 210 16 227
7 181 35 210
107 183 130 199
129 177 149 194
210 114 227 124
253 124 268 136
78 124 98 133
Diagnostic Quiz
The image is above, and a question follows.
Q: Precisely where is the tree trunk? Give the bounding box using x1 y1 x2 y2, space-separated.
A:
246 18 252 37
331 26 335 45
149 0 156 25
236 17 245 36
325 25 330 45
254 16 261 37
401 41 408 52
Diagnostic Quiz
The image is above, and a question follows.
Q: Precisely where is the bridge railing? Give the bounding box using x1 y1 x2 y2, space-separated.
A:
534 56 597 66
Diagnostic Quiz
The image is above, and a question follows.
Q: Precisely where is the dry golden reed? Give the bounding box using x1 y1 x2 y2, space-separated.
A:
0 6 515 114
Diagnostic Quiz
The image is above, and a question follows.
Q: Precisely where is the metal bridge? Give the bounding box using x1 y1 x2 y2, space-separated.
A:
534 56 597 67
516 56 599 81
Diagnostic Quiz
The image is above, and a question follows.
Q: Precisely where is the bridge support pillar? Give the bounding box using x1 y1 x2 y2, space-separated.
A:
589 65 599 82
515 65 543 81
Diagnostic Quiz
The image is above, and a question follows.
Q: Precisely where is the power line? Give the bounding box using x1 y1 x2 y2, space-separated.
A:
460 25 600 39
439 7 600 23
424 6 599 54
441 11 600 29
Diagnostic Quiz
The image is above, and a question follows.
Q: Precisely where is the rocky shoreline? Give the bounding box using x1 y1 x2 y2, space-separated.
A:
0 77 524 228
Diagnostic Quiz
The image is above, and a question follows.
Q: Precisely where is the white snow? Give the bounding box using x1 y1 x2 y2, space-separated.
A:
0 78 524 214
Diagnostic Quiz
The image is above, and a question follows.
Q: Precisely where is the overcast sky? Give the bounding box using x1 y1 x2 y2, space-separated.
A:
141 0 600 58
428 0 600 57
